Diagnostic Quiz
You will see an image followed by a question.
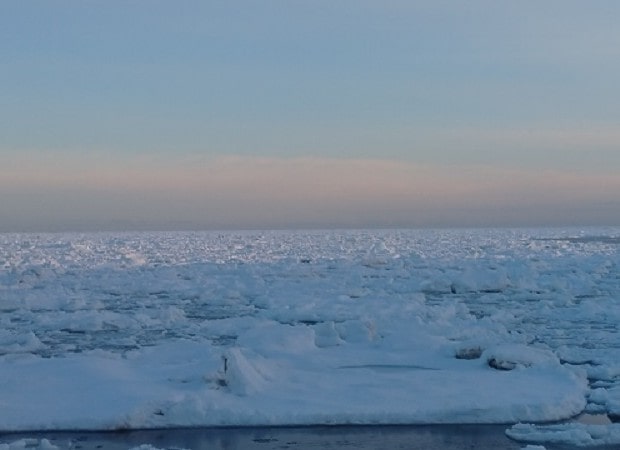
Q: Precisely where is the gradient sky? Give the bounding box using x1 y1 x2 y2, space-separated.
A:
2 1 620 231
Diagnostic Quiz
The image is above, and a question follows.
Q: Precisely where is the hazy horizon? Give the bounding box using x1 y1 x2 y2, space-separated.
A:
2 1 620 232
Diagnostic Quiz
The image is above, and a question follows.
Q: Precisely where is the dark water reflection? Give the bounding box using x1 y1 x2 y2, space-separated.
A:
0 424 591 450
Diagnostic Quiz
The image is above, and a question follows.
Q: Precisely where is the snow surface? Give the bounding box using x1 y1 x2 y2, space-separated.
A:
0 440 58 450
0 228 619 436
507 422 620 447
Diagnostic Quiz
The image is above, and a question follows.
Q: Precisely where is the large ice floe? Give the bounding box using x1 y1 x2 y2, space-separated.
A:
0 228 619 445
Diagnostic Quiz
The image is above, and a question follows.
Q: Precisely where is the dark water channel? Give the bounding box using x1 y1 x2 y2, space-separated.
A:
2 423 613 450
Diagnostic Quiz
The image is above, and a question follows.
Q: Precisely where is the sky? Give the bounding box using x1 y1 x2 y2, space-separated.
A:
2 0 620 231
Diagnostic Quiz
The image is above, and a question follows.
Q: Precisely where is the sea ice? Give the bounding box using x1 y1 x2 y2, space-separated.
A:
0 439 58 450
0 227 618 433
507 422 620 447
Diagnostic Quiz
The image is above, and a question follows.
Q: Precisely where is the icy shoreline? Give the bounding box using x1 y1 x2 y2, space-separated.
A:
1 228 619 446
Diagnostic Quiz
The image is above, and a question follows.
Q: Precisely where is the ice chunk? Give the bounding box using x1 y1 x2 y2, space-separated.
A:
335 320 377 343
507 422 620 447
222 348 274 396
0 439 58 450
313 321 343 348
0 331 45 355
483 344 559 370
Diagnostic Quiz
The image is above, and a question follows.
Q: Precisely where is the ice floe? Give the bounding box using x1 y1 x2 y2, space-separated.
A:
507 422 620 447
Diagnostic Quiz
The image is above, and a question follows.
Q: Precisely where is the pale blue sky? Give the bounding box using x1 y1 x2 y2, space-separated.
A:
2 1 620 231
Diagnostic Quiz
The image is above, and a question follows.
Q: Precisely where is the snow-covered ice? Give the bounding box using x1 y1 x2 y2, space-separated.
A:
0 228 619 437
507 422 620 447
0 440 58 450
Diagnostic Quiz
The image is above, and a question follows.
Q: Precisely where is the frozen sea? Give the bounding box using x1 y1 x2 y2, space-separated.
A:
1 227 620 449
